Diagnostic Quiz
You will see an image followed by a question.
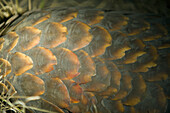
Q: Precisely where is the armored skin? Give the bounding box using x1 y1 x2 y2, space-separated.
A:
0 6 170 113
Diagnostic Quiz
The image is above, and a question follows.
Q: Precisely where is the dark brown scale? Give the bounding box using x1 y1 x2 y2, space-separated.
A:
0 8 170 113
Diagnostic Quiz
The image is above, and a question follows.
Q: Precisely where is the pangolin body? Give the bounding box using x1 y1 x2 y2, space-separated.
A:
0 6 170 113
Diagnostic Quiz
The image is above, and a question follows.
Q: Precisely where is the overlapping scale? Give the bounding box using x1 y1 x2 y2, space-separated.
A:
50 47 80 79
10 52 33 76
117 39 146 64
73 50 96 84
25 47 57 75
102 32 131 60
32 14 51 26
14 26 41 52
77 9 104 25
38 22 68 48
100 12 129 31
14 73 45 96
123 18 150 36
129 45 158 72
62 79 83 103
139 23 168 41
122 73 146 106
0 8 169 113
62 21 92 51
81 58 111 92
111 71 132 100
44 77 70 108
98 61 121 96
0 32 19 54
83 26 112 57
50 8 78 23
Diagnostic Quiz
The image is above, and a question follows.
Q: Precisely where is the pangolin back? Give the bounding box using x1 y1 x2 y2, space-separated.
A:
0 6 170 113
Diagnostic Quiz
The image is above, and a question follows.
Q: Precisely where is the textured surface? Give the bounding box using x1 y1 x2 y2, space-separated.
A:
0 7 170 113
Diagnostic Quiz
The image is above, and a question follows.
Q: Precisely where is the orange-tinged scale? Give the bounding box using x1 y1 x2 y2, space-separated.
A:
141 24 168 41
0 32 19 53
132 61 157 72
17 73 45 96
108 47 131 60
78 10 104 25
63 80 83 103
83 26 112 57
81 92 97 108
51 9 78 23
9 11 51 32
116 38 146 64
69 93 95 113
152 46 160 56
10 52 33 75
44 77 70 108
0 58 11 77
83 82 107 92
122 74 146 106
101 13 129 31
81 58 111 92
129 38 146 50
98 61 121 96
98 87 117 97
125 19 150 36
32 14 51 26
81 94 88 105
70 84 83 103
73 50 96 84
116 48 132 60
68 92 97 113
39 22 67 48
111 71 132 100
15 26 41 52
132 45 158 72
121 50 146 64
63 21 93 51
26 47 57 75
51 47 80 79
59 12 78 23
102 32 131 60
